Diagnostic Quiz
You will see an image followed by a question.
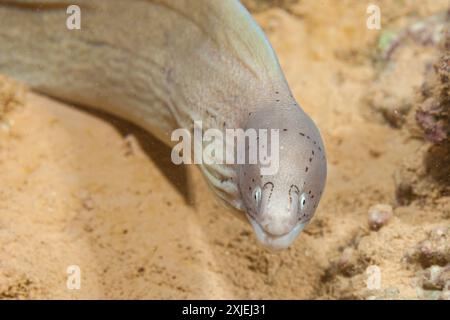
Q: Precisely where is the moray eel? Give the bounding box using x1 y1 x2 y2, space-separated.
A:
0 0 327 250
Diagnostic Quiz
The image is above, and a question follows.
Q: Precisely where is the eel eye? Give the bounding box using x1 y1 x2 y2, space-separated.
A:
253 186 262 205
300 193 307 210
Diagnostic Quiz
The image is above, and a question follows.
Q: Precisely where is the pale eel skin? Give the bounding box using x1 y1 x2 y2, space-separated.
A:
0 0 327 250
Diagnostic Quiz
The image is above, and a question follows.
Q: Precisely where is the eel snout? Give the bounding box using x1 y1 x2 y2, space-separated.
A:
245 183 309 250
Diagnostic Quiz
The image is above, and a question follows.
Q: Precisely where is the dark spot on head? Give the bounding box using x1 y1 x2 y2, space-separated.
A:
248 186 251 191
275 91 279 94
300 133 305 136
312 150 315 156
308 190 311 194
252 178 255 182
283 129 287 132
309 158 312 162
305 167 309 172
307 135 310 139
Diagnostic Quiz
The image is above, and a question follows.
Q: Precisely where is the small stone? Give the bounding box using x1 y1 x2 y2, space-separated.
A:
78 190 95 211
368 204 393 231
338 248 354 268
82 198 95 211
336 247 359 277
122 134 139 157
412 227 449 268
421 265 446 290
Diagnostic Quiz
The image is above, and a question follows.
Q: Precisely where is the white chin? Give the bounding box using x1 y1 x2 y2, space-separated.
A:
246 215 307 250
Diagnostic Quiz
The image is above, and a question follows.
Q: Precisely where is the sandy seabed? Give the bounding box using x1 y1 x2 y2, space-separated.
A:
0 0 449 299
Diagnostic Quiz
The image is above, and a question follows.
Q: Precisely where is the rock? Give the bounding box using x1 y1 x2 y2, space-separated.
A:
418 228 449 267
337 247 356 276
368 204 393 231
324 244 372 279
406 227 449 268
421 264 450 290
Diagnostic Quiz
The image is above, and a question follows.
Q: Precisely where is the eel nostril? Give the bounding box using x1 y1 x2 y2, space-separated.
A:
288 185 300 212
263 182 274 203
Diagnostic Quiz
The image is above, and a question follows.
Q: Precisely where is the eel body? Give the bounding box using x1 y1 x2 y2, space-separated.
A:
0 0 327 250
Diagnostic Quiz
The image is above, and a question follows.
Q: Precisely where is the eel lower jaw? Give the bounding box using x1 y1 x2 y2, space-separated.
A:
245 214 307 250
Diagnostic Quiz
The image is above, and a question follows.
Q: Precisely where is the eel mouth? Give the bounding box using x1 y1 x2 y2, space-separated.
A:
245 214 307 250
